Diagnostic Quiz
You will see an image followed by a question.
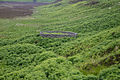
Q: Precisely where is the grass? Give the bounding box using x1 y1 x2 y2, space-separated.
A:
0 0 120 80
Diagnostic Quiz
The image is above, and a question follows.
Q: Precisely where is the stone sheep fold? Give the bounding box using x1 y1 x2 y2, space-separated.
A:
39 31 77 38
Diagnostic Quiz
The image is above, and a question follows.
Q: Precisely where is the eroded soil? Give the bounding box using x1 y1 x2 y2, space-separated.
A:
0 0 61 18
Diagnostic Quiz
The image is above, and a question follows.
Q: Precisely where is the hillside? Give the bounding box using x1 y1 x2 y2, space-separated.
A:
0 0 120 80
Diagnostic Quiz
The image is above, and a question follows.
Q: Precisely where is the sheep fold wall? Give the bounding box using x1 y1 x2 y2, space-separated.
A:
39 31 77 38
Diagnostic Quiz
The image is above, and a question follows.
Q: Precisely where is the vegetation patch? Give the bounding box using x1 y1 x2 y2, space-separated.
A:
85 0 99 5
99 64 120 80
69 0 86 4
54 3 62 7
99 52 120 66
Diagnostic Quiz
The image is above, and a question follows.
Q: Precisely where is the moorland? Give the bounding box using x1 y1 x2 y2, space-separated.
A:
0 0 120 80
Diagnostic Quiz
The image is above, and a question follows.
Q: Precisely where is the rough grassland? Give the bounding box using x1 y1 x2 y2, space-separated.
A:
0 0 120 80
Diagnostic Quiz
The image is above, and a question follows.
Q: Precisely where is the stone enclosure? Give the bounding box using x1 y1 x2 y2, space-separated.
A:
39 31 77 38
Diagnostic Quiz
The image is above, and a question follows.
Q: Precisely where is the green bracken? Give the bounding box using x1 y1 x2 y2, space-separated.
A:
0 0 120 80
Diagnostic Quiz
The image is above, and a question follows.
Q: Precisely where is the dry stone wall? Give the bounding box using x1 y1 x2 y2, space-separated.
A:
39 31 77 38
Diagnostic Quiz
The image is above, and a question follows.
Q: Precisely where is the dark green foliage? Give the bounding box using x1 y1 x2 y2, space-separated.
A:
69 0 85 4
34 51 57 64
0 39 14 47
0 57 86 80
15 34 75 49
99 64 120 80
0 44 43 66
99 50 120 66
85 75 98 80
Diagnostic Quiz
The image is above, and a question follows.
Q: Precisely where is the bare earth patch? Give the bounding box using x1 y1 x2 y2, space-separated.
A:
0 0 61 18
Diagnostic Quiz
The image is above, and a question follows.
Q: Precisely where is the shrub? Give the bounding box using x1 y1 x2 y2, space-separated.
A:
98 64 120 80
0 44 44 66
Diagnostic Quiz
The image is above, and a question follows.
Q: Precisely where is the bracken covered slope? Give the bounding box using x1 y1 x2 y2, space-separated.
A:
0 0 120 80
